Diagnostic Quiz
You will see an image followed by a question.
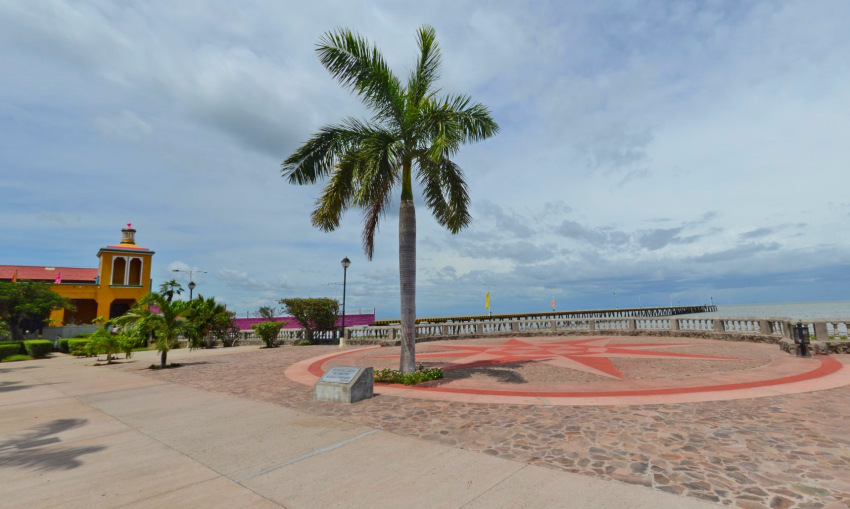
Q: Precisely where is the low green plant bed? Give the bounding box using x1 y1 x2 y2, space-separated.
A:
293 339 313 346
148 363 182 370
1 354 32 363
23 340 53 358
68 339 90 357
58 338 71 353
0 343 23 361
374 365 444 386
73 333 92 338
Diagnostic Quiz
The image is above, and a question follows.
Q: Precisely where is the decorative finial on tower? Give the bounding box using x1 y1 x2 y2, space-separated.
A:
120 223 137 245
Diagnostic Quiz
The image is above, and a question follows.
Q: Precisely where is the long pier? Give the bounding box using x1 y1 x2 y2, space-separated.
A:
374 305 717 326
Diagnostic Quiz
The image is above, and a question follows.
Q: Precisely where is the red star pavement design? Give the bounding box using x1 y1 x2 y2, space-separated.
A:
377 337 750 380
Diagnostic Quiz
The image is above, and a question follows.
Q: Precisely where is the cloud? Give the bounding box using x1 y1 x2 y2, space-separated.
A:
92 110 152 141
690 243 781 264
2 1 850 317
556 220 630 247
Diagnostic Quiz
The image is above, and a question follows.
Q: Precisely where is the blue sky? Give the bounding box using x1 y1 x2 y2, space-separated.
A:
2 1 849 319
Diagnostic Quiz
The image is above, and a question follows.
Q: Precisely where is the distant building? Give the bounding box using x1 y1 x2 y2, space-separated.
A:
0 224 155 326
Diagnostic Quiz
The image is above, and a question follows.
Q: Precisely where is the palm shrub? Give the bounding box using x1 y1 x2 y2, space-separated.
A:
184 295 233 349
282 26 498 372
86 328 121 363
111 292 188 368
251 321 284 348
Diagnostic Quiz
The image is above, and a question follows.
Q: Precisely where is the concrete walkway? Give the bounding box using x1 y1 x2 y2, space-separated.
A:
0 347 719 508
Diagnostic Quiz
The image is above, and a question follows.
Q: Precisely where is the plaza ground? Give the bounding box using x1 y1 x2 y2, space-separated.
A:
1 336 848 508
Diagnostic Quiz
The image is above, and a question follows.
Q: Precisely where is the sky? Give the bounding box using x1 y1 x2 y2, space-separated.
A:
2 1 849 319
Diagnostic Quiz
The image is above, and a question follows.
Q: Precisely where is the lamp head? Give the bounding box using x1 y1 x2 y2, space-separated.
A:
188 281 196 291
341 257 351 269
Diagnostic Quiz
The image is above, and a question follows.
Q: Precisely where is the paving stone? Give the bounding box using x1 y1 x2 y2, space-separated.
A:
116 343 850 509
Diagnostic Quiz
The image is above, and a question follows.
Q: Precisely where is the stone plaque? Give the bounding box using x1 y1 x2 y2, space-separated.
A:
320 366 360 384
315 366 373 404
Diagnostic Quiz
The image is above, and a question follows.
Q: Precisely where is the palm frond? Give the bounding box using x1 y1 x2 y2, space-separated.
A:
417 156 471 234
407 25 441 106
310 152 360 232
418 94 500 160
281 118 377 185
355 133 401 259
318 28 404 124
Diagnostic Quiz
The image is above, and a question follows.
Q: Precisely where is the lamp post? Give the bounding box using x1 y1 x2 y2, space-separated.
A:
172 269 206 301
613 291 618 310
340 257 350 347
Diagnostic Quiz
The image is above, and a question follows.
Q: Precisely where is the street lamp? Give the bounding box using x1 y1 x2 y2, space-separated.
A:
172 269 206 301
613 291 618 310
340 257 351 347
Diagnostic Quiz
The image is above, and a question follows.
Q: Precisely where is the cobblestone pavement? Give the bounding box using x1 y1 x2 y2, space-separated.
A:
120 343 850 509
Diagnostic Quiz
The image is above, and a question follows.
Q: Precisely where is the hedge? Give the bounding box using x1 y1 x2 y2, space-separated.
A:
68 339 90 356
0 343 21 361
23 340 53 359
0 341 24 355
58 339 71 353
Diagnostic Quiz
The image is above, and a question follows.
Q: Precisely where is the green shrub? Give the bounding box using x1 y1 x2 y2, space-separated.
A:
251 321 284 348
0 343 21 361
373 365 443 385
0 341 24 355
294 339 313 346
23 340 53 359
58 339 71 353
68 339 90 357
73 333 91 338
1 354 32 362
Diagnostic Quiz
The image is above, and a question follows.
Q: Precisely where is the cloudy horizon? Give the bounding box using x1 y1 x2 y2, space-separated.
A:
2 1 849 319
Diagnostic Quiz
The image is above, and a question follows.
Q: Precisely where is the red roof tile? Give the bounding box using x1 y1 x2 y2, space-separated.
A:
0 265 98 282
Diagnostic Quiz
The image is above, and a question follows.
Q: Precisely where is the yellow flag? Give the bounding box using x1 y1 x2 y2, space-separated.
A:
485 292 490 309
12 270 18 283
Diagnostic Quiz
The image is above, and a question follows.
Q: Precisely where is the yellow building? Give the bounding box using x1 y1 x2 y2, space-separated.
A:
0 224 155 325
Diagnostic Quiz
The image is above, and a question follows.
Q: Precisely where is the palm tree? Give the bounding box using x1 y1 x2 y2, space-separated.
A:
158 280 184 303
282 26 498 373
112 292 188 368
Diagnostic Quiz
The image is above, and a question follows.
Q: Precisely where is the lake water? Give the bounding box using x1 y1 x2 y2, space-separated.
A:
679 300 850 319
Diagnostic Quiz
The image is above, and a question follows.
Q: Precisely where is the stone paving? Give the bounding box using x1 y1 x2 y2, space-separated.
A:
118 339 850 509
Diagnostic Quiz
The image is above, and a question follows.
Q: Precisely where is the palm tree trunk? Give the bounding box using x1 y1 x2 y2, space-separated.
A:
398 199 417 373
160 350 167 369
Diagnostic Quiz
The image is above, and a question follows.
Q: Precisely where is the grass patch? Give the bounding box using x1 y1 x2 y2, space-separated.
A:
374 365 444 385
294 339 313 346
1 354 33 362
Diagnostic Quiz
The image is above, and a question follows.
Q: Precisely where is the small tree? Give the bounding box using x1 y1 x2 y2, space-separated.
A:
280 298 339 343
0 281 74 339
253 306 278 320
251 320 285 348
211 313 240 347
